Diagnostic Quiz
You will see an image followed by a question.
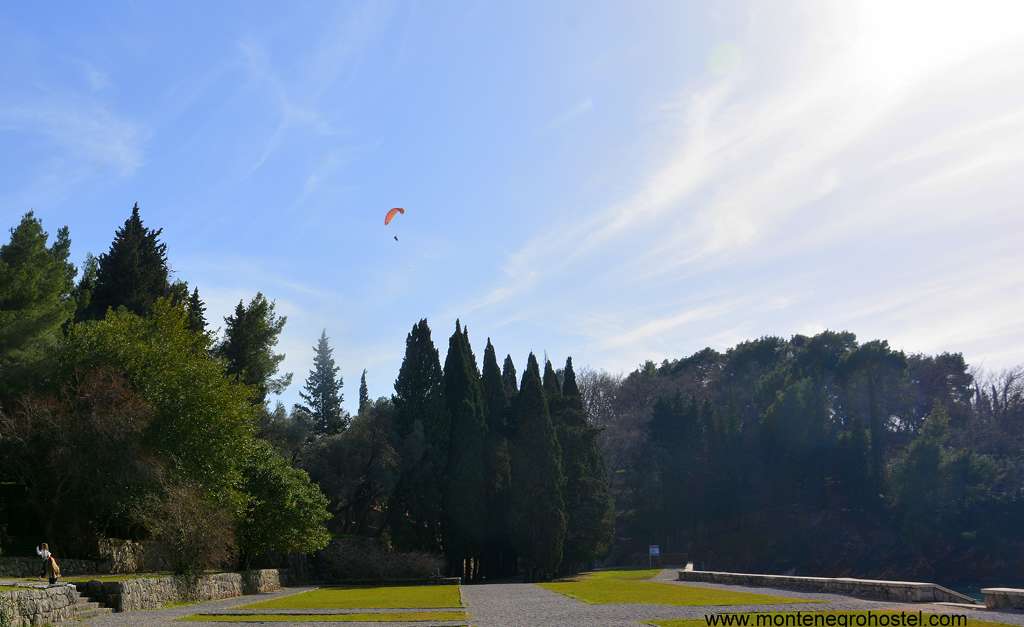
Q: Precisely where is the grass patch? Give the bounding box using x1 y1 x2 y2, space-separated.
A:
646 612 1017 627
588 569 663 580
179 611 467 622
240 585 462 610
539 570 812 606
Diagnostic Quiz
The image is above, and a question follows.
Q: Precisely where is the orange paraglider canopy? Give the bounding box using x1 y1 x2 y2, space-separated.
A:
384 207 405 225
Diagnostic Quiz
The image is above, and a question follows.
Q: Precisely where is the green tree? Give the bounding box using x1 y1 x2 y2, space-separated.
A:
0 212 76 371
481 339 514 578
509 353 566 580
71 253 99 324
185 287 208 335
61 299 256 500
302 398 399 536
83 203 170 320
388 319 449 553
237 440 331 567
442 321 487 579
216 292 292 406
557 357 614 572
0 368 160 553
891 403 995 556
359 369 370 414
297 330 347 435
840 340 908 497
502 355 518 429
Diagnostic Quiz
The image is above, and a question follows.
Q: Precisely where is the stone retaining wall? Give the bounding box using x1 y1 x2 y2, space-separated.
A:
0 556 105 578
982 588 1024 610
678 570 975 604
0 585 80 627
74 569 283 612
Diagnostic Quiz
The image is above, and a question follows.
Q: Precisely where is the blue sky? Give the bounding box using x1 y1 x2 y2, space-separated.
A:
3 1 1023 413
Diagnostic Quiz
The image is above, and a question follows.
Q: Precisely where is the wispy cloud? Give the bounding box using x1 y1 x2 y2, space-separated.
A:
546 98 594 130
458 0 1024 370
238 2 396 174
0 102 144 176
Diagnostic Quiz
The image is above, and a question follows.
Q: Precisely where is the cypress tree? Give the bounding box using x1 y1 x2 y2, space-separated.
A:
543 359 562 399
0 212 76 369
502 355 518 430
442 321 487 579
185 287 207 335
509 353 566 580
359 369 370 414
557 357 614 573
297 330 347 435
84 203 170 319
216 292 292 405
389 319 449 553
481 339 514 578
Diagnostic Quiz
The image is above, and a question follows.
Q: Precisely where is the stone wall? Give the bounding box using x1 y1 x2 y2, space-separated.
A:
982 588 1024 610
0 556 105 578
75 569 283 612
677 570 976 604
0 585 80 627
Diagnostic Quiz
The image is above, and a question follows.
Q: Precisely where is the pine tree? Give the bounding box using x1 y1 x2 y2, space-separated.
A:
388 319 449 553
84 203 170 320
216 292 292 406
509 353 566 580
359 369 370 414
0 212 76 370
557 357 614 573
297 330 347 436
185 287 208 335
442 321 488 579
481 339 514 578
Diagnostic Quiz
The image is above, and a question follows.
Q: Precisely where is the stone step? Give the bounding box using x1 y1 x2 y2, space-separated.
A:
77 607 114 619
74 600 101 610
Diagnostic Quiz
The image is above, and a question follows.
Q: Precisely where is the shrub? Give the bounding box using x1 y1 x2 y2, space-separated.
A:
139 482 236 576
237 440 331 567
315 537 443 582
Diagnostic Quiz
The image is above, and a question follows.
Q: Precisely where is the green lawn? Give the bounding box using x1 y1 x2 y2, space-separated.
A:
179 611 467 622
240 585 463 610
539 569 813 606
646 612 1018 627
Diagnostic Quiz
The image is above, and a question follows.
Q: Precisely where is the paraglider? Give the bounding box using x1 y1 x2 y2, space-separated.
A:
386 207 404 242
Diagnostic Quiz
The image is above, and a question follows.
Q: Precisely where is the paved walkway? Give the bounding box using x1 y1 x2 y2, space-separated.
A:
73 570 1024 626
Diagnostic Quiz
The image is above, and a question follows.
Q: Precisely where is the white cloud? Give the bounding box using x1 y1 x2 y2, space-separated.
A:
460 0 1024 371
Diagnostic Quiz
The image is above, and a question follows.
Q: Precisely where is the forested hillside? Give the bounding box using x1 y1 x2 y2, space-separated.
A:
582 335 1024 583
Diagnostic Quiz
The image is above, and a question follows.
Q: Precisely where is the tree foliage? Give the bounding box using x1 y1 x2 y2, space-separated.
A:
509 353 566 580
388 319 449 553
83 203 170 320
297 330 347 436
0 212 75 371
237 440 331 566
441 321 487 578
216 292 292 406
